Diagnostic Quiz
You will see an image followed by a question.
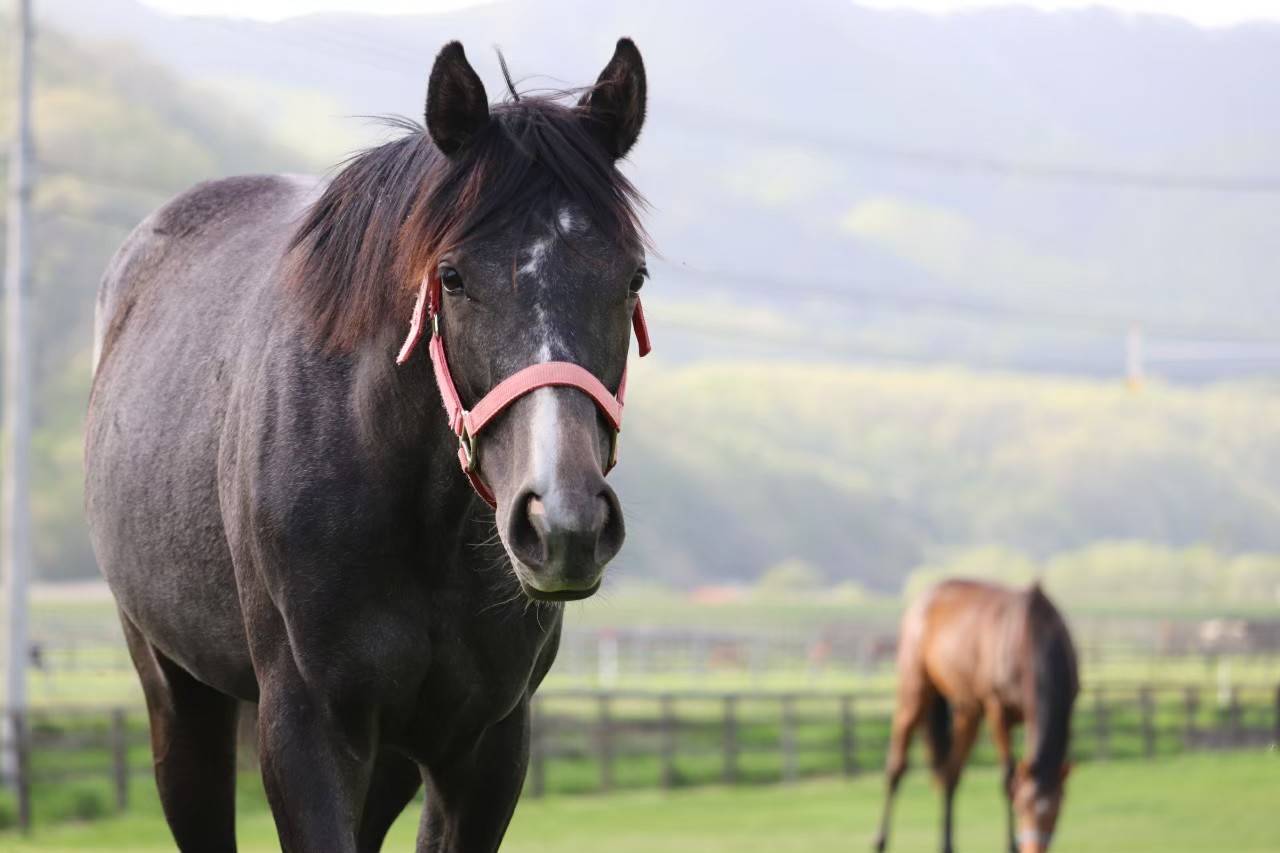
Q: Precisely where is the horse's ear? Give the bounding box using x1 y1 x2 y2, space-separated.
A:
426 41 490 157
1060 761 1073 781
578 38 646 159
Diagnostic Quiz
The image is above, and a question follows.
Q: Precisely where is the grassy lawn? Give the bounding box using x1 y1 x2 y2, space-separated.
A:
5 751 1276 852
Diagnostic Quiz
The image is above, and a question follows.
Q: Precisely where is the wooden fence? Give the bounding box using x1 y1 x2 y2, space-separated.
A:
3 681 1278 832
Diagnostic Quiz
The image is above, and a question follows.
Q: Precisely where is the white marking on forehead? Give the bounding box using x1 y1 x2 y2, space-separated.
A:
557 206 580 234
518 236 551 277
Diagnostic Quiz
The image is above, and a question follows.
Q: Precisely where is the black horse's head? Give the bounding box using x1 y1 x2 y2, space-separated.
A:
290 39 649 602
421 42 648 600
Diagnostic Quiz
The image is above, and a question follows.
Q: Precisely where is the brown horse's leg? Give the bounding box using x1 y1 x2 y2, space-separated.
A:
986 702 1018 853
873 681 930 852
937 707 981 853
121 611 239 853
357 750 423 853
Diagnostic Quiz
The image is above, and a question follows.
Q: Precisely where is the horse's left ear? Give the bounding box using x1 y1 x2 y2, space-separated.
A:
578 38 647 159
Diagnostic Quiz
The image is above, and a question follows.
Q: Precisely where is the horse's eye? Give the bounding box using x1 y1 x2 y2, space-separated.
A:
440 266 464 294
629 268 648 294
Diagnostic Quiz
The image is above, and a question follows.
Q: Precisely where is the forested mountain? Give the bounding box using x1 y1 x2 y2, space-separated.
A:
2 9 1279 587
39 0 1280 379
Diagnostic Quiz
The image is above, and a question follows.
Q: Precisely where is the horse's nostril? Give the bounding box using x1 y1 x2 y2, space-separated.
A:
594 488 625 566
505 484 625 585
508 491 546 569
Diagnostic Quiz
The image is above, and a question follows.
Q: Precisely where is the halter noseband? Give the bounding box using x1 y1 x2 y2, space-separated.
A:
395 273 652 508
1017 829 1054 849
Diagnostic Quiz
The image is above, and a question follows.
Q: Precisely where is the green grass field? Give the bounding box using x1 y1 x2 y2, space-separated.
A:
4 751 1276 852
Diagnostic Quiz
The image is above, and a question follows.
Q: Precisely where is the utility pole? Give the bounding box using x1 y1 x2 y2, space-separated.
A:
1125 323 1144 390
3 0 35 783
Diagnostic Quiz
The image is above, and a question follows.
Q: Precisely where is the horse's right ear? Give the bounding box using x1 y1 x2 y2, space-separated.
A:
426 42 490 157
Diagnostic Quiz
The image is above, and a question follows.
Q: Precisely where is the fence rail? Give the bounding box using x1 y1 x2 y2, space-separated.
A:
3 681 1278 832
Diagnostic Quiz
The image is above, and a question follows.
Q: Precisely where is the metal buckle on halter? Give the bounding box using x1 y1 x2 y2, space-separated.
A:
458 425 478 472
431 312 440 337
608 428 621 469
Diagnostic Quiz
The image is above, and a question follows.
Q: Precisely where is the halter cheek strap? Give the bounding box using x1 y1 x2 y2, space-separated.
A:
395 274 651 508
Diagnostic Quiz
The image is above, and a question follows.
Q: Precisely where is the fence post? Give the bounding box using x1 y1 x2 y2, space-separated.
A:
1093 688 1109 761
528 697 545 798
111 708 129 812
840 695 857 776
596 693 613 792
1138 687 1155 758
780 694 798 783
1183 686 1199 750
1228 686 1243 744
11 710 31 833
722 695 739 784
659 694 677 789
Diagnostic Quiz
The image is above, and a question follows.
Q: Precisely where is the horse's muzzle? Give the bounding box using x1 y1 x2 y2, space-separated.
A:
506 483 624 600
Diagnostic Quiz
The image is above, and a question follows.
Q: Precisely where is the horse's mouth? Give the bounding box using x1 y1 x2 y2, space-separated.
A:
518 578 602 602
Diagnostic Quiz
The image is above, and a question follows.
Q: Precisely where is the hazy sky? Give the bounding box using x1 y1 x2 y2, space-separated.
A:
139 0 1280 29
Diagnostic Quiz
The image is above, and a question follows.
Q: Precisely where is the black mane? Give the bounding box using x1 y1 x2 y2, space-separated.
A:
286 94 649 351
1027 586 1080 790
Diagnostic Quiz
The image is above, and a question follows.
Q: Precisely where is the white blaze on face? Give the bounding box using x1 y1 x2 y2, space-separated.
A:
519 207 583 494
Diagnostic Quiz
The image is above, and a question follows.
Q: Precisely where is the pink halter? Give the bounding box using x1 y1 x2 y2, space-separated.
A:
396 273 651 507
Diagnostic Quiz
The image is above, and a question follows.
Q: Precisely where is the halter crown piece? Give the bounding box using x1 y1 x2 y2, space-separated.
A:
395 272 652 508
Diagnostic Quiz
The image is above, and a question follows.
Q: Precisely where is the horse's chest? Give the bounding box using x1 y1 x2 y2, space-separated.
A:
393 609 559 762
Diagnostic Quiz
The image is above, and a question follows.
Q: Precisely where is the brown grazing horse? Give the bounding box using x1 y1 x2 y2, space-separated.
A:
873 579 1079 853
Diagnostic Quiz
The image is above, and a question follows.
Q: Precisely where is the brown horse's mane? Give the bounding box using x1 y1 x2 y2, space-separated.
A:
1025 584 1079 789
285 93 649 352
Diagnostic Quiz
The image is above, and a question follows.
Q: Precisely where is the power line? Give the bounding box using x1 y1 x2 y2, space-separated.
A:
650 259 1276 344
215 17 1280 195
26 201 1278 368
661 103 1280 195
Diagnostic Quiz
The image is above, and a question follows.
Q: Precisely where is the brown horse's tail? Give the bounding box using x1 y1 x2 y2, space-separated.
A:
924 693 952 772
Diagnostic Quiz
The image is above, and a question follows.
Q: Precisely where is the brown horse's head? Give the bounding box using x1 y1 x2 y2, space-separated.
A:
1012 759 1071 853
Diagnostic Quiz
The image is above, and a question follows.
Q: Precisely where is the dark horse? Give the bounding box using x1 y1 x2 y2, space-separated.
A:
85 39 650 852
873 580 1079 853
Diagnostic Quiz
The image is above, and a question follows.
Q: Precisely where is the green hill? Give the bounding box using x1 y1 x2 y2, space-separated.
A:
0 23 309 579
618 361 1280 590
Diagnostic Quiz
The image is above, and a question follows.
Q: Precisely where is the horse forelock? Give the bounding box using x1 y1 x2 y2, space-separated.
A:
284 93 650 354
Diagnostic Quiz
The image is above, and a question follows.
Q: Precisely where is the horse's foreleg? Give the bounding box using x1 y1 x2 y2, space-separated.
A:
257 665 379 853
938 708 981 853
418 699 531 853
873 693 925 852
357 749 423 853
986 702 1017 853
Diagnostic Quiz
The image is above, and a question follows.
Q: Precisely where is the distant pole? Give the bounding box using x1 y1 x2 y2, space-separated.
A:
2 0 35 784
1125 323 1144 389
